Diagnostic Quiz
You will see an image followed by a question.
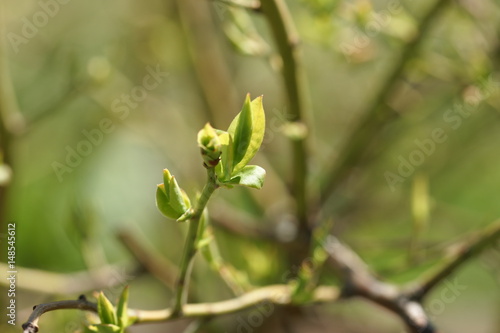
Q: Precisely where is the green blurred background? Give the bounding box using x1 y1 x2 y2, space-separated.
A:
1 0 499 332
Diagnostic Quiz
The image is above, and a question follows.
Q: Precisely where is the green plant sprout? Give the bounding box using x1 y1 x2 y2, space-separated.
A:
85 287 133 333
155 93 266 315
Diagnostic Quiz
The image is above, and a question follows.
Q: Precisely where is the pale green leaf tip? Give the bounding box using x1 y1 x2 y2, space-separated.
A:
98 292 117 326
163 168 172 183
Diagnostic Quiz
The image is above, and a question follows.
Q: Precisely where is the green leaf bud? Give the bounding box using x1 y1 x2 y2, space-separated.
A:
197 123 222 167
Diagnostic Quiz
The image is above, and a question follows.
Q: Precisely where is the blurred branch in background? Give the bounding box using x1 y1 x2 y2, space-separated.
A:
198 223 251 294
326 219 500 333
325 236 435 333
117 229 179 289
405 219 500 301
0 261 139 295
318 0 452 207
211 210 277 240
176 0 239 125
261 0 311 238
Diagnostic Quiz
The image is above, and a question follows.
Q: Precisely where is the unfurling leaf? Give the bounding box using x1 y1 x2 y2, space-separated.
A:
226 94 265 175
156 185 179 219
116 286 129 328
215 131 234 182
156 169 192 220
224 165 266 189
97 292 117 326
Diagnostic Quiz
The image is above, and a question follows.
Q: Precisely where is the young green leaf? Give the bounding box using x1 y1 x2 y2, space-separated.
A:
215 131 234 181
156 169 192 220
168 175 190 214
227 94 265 174
229 94 253 170
162 169 173 200
156 184 180 219
224 165 266 189
97 292 117 326
162 169 191 210
116 286 129 328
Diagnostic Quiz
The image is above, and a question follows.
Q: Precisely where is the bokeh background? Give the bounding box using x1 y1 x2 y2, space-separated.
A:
1 0 500 332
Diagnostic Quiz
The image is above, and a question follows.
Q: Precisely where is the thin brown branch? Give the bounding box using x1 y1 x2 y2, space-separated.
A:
324 221 500 333
22 284 340 332
323 236 436 333
117 229 179 289
22 296 97 333
405 219 500 301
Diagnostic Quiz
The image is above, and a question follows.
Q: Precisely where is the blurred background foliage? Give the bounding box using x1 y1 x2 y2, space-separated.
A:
1 0 500 332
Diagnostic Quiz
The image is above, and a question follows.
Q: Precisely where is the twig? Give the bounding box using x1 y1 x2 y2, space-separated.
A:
22 284 340 332
319 0 452 206
324 219 500 333
323 236 436 333
172 167 219 316
261 0 311 231
22 296 97 333
117 230 179 289
405 219 500 301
